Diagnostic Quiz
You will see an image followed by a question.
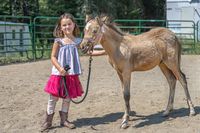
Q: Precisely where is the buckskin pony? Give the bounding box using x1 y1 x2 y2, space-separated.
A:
80 16 195 129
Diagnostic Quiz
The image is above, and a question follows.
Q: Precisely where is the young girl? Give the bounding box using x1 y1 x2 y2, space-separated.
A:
41 13 83 131
41 13 106 131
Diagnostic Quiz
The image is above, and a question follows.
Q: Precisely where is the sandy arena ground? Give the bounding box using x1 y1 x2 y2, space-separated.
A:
0 55 200 133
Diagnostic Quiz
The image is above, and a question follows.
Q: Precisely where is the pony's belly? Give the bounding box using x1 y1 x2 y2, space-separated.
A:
133 59 160 71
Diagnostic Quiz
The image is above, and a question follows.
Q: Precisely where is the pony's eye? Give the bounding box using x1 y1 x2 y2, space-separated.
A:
92 30 97 34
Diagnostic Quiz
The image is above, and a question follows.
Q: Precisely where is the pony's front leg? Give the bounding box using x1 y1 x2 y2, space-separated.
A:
121 73 131 129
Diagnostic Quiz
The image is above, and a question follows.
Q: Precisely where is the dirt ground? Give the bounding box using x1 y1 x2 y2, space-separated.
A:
0 55 200 133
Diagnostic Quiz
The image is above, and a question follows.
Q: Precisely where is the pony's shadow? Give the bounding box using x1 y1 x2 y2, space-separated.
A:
74 111 127 127
133 106 200 128
74 106 200 128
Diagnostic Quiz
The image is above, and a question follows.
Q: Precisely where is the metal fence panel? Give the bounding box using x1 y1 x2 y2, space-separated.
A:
0 15 34 59
0 15 199 64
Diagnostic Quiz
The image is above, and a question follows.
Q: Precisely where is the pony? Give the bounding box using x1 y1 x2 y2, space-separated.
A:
80 16 195 128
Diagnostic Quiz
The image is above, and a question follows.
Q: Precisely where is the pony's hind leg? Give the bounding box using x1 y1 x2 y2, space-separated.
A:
178 70 195 116
159 63 177 116
164 61 195 116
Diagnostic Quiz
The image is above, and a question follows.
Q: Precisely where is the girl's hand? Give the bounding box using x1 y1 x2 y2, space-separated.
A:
88 50 93 55
59 67 68 76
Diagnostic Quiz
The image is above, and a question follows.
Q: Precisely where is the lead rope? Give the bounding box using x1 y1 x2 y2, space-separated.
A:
62 56 93 104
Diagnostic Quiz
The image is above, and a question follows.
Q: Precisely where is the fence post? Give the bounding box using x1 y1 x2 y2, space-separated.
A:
197 20 200 42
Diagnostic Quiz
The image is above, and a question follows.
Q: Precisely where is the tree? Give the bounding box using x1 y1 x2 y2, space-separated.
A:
143 0 165 19
0 0 166 20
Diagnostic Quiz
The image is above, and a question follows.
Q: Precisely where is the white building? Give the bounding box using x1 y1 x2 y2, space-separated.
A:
166 0 200 40
0 21 31 53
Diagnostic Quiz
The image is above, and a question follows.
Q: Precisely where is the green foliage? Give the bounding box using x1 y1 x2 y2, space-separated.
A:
39 0 80 17
0 0 10 15
0 0 39 17
0 0 166 19
143 0 165 19
180 40 200 54
0 53 31 65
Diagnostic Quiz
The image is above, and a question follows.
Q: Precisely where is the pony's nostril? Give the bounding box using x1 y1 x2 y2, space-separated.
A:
80 46 84 49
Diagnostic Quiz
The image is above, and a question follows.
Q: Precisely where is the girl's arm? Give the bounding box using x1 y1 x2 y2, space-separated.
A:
88 49 106 56
51 42 67 76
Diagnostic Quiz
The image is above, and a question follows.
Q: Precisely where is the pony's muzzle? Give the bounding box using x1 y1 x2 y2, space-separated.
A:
80 42 94 54
80 43 89 54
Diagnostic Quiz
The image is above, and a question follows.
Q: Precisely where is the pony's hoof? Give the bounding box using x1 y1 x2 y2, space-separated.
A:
162 111 170 117
121 123 129 129
120 119 129 129
189 109 196 116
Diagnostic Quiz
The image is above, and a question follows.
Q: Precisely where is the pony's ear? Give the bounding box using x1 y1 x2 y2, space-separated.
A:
101 16 111 24
95 16 103 26
85 14 93 23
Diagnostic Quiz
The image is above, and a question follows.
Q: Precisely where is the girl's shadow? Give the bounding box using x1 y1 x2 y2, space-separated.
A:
73 106 200 128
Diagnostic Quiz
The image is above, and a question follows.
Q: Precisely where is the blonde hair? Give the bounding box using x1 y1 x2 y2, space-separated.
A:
53 13 80 38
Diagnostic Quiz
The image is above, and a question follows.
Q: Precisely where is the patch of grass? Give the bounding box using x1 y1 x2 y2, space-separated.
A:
0 50 51 65
181 41 200 54
0 55 30 65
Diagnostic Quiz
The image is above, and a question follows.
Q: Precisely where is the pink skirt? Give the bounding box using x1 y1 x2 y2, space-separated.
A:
44 74 84 99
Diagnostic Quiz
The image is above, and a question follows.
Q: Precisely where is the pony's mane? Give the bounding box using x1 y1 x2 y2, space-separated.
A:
99 15 125 36
106 23 125 36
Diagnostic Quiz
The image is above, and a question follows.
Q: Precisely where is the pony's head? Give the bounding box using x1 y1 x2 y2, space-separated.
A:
80 16 110 54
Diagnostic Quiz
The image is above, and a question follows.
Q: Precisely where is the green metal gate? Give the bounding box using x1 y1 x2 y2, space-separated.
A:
0 15 34 60
0 15 199 64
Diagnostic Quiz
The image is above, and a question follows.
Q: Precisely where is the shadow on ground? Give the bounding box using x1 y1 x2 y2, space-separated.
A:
133 106 200 128
74 106 200 128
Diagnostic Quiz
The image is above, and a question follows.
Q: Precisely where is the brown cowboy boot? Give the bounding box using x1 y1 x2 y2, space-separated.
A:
59 111 76 129
40 112 54 132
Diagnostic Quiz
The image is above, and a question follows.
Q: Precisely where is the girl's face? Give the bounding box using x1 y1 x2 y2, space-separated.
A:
60 18 75 36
